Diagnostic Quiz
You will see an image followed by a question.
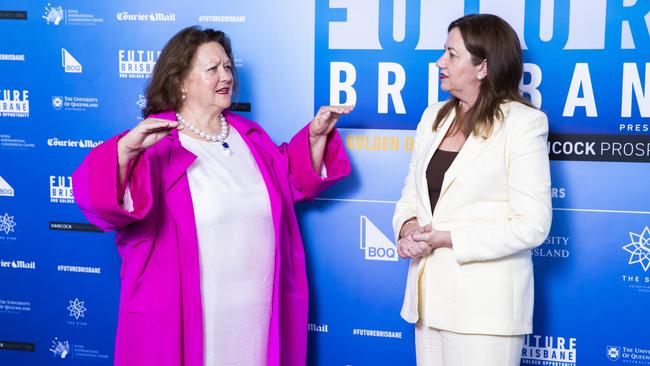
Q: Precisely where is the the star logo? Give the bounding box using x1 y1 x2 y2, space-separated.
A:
67 298 87 320
622 226 650 271
136 94 147 109
0 213 16 235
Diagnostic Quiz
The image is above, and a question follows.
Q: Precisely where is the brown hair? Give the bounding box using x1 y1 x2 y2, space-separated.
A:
142 26 237 118
433 14 532 137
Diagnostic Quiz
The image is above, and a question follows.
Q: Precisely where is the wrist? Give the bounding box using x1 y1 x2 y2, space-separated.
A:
117 139 143 165
400 218 418 238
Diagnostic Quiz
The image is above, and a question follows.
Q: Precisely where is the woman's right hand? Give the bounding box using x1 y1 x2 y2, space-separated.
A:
116 118 179 190
117 118 179 164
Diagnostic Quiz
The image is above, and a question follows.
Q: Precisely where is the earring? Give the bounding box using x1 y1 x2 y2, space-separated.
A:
181 89 186 100
477 74 484 80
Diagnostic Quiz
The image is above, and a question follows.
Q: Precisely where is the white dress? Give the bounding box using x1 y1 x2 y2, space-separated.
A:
180 129 275 366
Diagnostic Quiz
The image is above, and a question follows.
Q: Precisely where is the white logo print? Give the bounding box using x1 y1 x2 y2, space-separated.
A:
52 96 63 110
67 298 87 320
0 177 14 197
62 49 82 73
360 216 398 261
0 213 16 234
607 346 620 361
622 226 650 271
43 3 64 25
49 337 70 358
136 94 147 109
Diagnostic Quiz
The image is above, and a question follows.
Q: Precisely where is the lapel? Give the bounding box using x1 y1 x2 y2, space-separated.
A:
438 102 509 197
418 110 454 217
158 129 200 253
149 113 199 245
224 111 282 245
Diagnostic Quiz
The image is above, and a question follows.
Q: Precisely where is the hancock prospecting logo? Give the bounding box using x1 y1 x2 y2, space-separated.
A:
0 213 16 235
61 49 82 73
360 216 397 261
118 50 160 79
0 89 29 118
67 298 86 320
622 226 650 271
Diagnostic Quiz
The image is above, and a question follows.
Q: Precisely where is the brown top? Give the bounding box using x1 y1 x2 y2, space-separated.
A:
426 149 459 215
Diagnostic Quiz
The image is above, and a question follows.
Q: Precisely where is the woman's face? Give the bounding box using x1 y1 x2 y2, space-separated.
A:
182 41 233 113
436 27 485 107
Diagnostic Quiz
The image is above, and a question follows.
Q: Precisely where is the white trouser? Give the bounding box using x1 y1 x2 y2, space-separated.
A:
415 322 524 366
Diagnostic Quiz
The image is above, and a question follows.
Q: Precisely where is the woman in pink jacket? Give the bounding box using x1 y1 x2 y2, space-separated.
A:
72 26 352 366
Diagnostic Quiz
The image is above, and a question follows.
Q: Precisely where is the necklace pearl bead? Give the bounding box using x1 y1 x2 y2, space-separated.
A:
176 112 232 154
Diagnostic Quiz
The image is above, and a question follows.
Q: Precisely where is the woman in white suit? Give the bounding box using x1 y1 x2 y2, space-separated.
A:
393 14 552 365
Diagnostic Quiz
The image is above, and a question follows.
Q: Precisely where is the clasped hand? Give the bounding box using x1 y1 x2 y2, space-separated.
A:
397 224 451 259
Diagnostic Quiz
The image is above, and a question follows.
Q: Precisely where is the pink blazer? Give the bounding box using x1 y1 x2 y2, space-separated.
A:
72 110 351 366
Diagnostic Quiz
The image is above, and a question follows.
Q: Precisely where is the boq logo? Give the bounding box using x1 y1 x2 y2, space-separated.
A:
360 216 398 261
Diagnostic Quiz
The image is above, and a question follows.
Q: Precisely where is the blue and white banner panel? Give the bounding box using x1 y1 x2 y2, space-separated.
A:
1 0 649 365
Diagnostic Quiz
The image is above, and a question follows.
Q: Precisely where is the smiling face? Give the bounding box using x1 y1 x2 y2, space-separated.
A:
182 41 233 114
436 27 486 109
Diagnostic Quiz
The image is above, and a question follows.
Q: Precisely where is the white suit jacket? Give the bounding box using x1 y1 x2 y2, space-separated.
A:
393 101 552 335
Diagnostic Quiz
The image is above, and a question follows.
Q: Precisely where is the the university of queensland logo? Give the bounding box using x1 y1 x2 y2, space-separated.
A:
607 346 620 361
52 96 63 110
622 226 650 271
61 49 82 73
360 216 398 261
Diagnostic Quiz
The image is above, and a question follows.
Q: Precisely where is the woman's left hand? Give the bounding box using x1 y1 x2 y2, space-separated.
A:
309 105 354 140
411 224 453 251
307 105 354 172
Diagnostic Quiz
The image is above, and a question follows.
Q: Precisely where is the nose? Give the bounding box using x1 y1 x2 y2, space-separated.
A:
435 54 445 69
219 67 233 83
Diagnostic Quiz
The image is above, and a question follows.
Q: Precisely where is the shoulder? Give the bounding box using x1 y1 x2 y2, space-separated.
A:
503 101 546 121
502 101 549 137
223 110 269 137
416 102 447 132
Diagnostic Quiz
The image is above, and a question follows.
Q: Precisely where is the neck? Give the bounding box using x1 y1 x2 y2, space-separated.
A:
178 104 224 134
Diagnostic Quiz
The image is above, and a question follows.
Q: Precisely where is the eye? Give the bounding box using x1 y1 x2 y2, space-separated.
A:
224 64 232 71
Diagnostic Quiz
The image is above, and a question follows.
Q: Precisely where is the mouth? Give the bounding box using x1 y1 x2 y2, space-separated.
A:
439 74 448 80
215 87 230 95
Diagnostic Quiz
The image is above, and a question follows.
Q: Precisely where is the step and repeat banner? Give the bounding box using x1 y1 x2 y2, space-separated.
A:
1 1 649 365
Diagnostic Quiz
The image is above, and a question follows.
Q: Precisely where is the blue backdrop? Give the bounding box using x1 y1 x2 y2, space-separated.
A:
1 1 649 365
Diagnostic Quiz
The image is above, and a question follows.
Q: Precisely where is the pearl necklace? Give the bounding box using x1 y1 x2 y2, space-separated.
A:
176 112 232 155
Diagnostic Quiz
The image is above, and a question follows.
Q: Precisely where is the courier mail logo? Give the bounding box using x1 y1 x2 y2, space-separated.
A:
360 216 397 261
0 176 14 197
61 49 82 73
